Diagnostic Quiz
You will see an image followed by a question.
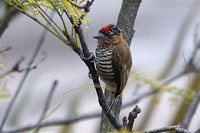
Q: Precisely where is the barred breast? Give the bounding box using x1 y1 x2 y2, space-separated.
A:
95 45 115 81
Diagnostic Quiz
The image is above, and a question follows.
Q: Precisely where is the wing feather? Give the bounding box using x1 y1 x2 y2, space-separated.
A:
112 43 132 97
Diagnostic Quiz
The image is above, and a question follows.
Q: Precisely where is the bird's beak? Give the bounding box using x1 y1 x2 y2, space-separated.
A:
93 36 102 39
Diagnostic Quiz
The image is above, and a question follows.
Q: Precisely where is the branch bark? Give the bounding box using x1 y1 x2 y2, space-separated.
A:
126 105 141 131
117 0 142 45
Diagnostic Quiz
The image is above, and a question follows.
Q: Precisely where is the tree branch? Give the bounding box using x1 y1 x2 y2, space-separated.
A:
126 105 141 131
2 112 100 133
181 89 200 129
144 125 192 133
0 46 12 54
0 54 46 77
117 0 142 45
74 26 90 57
66 0 95 12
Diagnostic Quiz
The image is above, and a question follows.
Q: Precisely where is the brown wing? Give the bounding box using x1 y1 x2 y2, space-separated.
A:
112 42 132 97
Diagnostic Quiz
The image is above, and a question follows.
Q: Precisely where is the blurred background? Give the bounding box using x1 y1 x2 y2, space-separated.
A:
0 0 200 132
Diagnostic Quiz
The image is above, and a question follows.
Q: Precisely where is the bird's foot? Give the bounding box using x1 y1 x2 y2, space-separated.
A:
80 52 95 63
88 72 93 79
80 52 97 79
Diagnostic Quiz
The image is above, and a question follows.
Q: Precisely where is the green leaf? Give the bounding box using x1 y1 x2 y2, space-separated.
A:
22 2 29 9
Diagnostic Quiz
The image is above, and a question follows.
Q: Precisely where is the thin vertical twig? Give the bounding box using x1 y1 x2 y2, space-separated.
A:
181 89 200 129
34 80 58 133
126 105 141 131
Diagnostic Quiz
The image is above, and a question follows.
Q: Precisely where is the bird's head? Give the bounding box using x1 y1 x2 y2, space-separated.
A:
94 24 123 46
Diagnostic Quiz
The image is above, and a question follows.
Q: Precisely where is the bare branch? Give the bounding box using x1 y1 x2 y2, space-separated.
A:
0 55 46 77
181 89 200 129
34 80 58 133
2 112 100 133
122 116 127 127
144 125 192 133
145 125 179 133
0 46 12 54
126 105 141 131
0 56 25 76
67 0 95 12
74 26 90 57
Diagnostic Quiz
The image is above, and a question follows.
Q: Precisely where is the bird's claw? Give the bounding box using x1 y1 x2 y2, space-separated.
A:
81 52 97 79
80 52 95 62
88 72 93 79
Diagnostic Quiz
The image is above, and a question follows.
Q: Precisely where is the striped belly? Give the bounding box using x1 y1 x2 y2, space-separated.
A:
95 46 115 82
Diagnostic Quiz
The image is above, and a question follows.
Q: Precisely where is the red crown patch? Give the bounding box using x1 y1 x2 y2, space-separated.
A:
99 25 111 33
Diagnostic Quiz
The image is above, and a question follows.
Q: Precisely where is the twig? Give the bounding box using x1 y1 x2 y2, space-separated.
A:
0 13 51 131
0 46 12 54
0 55 45 77
126 105 141 131
144 125 192 133
74 26 90 57
34 80 58 133
67 0 95 12
145 125 179 133
2 112 100 133
181 89 200 129
122 117 127 127
0 56 25 76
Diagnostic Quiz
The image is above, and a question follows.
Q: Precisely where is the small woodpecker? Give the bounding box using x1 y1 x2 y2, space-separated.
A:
94 24 132 111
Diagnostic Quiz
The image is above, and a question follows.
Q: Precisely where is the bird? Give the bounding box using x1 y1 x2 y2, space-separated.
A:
94 24 132 112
